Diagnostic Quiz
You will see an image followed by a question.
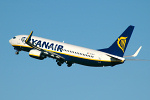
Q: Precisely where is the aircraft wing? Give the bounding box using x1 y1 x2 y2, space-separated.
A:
25 31 65 60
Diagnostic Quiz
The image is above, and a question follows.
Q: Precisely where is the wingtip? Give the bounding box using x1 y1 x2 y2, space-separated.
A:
30 31 33 35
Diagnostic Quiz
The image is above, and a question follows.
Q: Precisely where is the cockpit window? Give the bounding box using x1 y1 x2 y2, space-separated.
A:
13 37 16 39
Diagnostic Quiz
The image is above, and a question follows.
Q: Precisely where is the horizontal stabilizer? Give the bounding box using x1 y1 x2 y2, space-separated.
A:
106 53 125 61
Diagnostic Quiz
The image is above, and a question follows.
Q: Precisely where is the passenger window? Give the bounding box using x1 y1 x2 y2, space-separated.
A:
88 55 90 57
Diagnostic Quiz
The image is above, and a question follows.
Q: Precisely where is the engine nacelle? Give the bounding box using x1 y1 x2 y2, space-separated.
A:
29 49 46 60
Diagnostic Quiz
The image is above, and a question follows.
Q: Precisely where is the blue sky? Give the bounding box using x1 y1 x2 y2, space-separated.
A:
0 0 150 100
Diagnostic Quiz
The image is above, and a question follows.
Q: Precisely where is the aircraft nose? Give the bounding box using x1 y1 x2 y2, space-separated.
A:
9 39 13 45
9 38 15 45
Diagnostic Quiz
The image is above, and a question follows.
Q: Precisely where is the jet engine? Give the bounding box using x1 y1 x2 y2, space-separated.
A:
29 49 46 60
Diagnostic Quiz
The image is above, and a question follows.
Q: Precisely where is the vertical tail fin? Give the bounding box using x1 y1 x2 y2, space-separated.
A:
98 25 135 57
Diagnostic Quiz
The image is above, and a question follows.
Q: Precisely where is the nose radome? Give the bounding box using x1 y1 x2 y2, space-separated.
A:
9 39 15 45
9 39 12 44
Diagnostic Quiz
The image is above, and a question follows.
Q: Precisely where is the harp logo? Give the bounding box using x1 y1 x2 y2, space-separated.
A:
117 37 127 53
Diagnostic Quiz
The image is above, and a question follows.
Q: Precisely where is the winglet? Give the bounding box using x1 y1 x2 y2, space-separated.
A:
25 31 33 43
124 46 142 57
131 46 142 57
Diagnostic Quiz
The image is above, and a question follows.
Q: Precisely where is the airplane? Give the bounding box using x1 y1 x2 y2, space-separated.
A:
9 25 142 67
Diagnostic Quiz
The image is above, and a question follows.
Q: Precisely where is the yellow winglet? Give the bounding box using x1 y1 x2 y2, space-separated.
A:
25 31 33 43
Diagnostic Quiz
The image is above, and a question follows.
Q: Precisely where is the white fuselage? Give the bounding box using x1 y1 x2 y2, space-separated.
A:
9 35 124 67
